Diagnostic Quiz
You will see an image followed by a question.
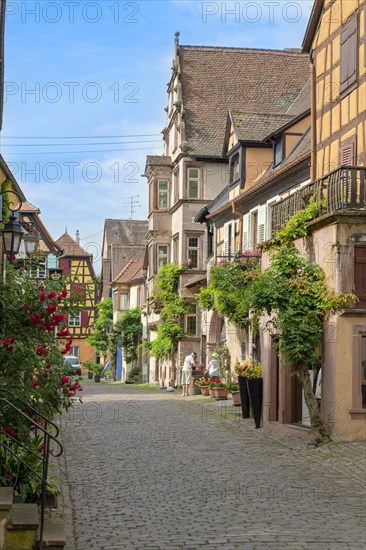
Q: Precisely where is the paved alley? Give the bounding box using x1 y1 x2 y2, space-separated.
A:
56 382 366 550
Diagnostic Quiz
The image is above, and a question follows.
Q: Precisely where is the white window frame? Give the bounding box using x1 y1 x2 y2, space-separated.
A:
69 312 81 328
28 257 47 279
224 221 235 258
187 167 200 199
157 244 169 269
120 294 129 310
157 180 170 210
187 237 199 269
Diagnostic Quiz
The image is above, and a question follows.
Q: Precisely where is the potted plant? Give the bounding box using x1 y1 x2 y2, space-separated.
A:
196 377 210 396
235 361 251 419
209 379 228 400
227 380 241 406
88 362 104 383
84 360 95 379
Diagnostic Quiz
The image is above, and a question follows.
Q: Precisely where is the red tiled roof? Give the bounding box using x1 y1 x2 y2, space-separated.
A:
18 200 40 213
55 232 91 258
112 259 144 285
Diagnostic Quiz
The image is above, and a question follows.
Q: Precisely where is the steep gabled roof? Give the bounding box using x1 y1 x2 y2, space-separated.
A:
56 232 91 258
178 46 310 157
104 219 148 252
19 200 41 214
112 259 144 285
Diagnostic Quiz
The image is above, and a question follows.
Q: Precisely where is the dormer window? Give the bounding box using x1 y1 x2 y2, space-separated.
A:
273 138 284 168
230 154 240 184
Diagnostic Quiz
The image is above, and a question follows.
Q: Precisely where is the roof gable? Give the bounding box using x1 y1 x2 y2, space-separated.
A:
55 232 91 258
178 46 310 157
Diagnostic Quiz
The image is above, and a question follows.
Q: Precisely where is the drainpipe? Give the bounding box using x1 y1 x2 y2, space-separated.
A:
232 200 243 252
310 52 317 182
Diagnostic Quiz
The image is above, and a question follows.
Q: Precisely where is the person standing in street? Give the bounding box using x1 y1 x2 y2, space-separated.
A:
181 351 197 396
208 352 220 379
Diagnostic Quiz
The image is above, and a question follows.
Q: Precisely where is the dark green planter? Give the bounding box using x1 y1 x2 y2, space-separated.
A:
88 372 93 379
246 378 263 429
238 376 250 419
94 375 101 383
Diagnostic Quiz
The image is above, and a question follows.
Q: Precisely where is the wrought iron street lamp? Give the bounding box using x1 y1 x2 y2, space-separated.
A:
2 213 27 255
24 226 40 257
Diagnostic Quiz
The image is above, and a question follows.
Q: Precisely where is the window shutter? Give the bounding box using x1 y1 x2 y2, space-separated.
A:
243 214 250 251
223 223 229 257
354 246 366 308
230 221 236 256
59 259 70 274
81 310 89 328
47 255 57 269
340 14 358 92
340 137 357 166
257 205 268 245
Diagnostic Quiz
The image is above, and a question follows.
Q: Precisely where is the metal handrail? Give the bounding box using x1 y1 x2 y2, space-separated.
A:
0 387 60 437
0 397 63 549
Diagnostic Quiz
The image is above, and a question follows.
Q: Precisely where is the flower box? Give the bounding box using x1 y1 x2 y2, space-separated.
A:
211 387 228 400
200 386 210 396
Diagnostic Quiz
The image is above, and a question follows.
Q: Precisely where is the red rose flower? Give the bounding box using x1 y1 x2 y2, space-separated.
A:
61 290 68 298
36 346 45 356
46 363 52 370
4 474 13 480
47 304 57 314
39 292 46 301
4 426 17 438
38 285 45 291
48 291 57 299
61 375 69 384
67 391 73 397
32 379 39 388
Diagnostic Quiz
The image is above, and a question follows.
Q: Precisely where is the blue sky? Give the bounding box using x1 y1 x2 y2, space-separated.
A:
1 0 314 272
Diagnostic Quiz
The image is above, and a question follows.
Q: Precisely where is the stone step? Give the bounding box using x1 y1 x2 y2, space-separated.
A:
6 503 39 531
5 503 39 550
0 488 13 512
37 517 66 549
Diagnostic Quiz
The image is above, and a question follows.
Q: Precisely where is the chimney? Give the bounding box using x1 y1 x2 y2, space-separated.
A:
76 230 80 244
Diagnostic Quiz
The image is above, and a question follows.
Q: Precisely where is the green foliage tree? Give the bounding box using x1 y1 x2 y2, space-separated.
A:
86 297 114 370
198 204 354 444
116 308 142 365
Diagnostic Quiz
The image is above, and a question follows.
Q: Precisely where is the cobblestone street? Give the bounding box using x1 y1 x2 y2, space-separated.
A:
57 382 366 550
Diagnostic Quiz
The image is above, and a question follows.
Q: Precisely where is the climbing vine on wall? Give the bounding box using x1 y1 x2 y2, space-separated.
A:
150 263 189 359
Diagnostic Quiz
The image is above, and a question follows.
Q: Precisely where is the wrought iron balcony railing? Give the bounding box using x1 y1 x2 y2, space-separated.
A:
271 166 366 236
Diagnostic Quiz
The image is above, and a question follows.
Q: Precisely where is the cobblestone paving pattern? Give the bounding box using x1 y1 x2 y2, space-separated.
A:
55 382 366 550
